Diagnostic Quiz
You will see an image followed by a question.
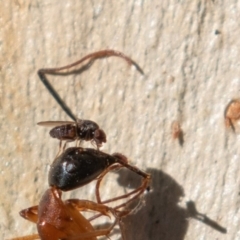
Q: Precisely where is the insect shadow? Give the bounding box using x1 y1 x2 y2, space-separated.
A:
114 168 227 240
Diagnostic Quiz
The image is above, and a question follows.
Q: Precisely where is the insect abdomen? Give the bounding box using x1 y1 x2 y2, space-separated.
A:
50 125 76 140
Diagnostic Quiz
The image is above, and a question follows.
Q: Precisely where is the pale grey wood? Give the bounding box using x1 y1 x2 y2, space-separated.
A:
1 0 239 239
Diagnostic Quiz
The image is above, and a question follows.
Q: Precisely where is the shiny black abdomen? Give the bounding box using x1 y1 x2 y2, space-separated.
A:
48 147 117 191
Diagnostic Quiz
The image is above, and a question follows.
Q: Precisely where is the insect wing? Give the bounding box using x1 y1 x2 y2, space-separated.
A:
37 121 75 127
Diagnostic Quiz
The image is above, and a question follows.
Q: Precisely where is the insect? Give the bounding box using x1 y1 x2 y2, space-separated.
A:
37 50 143 151
9 50 148 239
9 186 121 240
48 146 151 229
37 119 106 150
171 121 184 145
224 99 240 132
10 148 150 240
38 49 144 121
48 147 151 193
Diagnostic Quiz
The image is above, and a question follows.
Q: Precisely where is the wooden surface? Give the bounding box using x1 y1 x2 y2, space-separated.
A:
1 1 239 239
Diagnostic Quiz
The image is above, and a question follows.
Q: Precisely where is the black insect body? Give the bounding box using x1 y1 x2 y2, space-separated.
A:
49 147 117 191
49 147 150 192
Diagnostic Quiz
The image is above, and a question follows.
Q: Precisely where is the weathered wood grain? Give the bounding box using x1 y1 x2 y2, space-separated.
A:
1 1 239 239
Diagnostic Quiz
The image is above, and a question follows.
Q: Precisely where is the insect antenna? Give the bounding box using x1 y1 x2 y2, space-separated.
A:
38 49 144 121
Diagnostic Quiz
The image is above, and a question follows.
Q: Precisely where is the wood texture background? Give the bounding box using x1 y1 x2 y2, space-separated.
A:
1 1 239 239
